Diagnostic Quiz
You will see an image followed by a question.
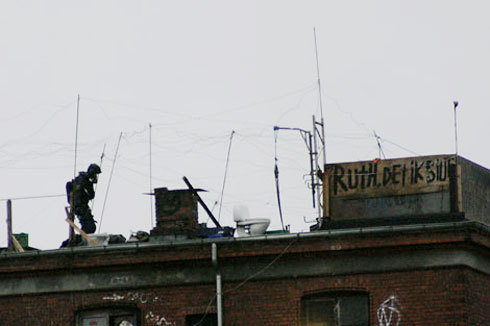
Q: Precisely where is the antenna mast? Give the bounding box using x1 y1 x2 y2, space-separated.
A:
313 28 327 223
218 130 235 222
453 101 459 156
149 123 154 228
314 28 327 165
98 132 123 233
74 94 80 177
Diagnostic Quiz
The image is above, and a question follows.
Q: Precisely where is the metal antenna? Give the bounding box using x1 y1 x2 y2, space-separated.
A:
218 130 235 222
98 132 123 233
373 130 386 159
453 101 459 156
91 143 106 211
74 94 80 178
314 28 324 122
312 116 322 219
313 28 327 223
314 28 327 166
274 125 316 229
149 123 154 228
273 127 286 230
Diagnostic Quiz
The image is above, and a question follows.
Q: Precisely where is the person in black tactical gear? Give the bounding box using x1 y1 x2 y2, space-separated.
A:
66 163 101 234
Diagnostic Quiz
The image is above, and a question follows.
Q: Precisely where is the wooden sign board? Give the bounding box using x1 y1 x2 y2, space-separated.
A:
325 155 456 199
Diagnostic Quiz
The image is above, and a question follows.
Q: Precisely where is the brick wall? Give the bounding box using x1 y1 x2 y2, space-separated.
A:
0 224 488 325
466 270 490 326
0 267 487 325
150 188 198 238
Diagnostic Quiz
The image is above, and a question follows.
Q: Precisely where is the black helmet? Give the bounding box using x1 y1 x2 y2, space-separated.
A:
87 163 101 175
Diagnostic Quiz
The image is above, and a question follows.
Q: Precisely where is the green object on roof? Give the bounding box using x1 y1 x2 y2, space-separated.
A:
13 233 28 248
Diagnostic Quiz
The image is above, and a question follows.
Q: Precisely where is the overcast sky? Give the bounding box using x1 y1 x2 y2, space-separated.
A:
0 1 488 249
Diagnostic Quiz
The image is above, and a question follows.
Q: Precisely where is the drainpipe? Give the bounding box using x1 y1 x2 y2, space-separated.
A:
212 243 223 326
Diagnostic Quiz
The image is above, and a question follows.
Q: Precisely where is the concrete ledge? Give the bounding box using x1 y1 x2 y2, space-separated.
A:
0 243 487 297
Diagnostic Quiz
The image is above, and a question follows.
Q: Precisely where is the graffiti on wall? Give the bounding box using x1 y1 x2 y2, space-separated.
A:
146 311 175 326
327 155 455 198
377 295 401 326
102 291 174 325
109 275 133 286
102 291 160 304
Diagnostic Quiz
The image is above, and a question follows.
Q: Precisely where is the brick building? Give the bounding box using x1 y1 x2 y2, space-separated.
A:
0 154 488 325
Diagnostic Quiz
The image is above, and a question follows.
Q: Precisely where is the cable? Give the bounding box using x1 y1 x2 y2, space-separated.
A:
194 83 317 120
382 138 420 156
224 239 296 293
0 194 65 202
191 239 296 326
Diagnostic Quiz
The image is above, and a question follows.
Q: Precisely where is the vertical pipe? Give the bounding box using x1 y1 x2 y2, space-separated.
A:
7 200 12 251
212 243 223 326
216 273 222 326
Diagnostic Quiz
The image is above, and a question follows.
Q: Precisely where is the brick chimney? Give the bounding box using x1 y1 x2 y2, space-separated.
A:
150 187 198 240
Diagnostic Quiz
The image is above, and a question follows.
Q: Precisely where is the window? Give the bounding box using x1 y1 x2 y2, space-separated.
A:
79 308 139 326
185 313 217 326
302 292 369 326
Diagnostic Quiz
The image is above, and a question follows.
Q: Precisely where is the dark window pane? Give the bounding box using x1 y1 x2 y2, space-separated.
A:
82 316 108 326
305 298 337 326
79 309 138 326
303 292 369 326
186 314 217 326
338 295 369 326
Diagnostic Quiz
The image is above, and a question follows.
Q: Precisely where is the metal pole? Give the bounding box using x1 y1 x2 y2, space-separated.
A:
149 123 154 228
183 176 222 229
321 117 326 166
7 200 12 251
453 101 459 156
308 132 316 208
74 94 80 178
313 28 324 122
453 101 462 212
69 193 75 242
99 132 123 233
314 28 327 166
218 130 235 222
312 116 322 220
